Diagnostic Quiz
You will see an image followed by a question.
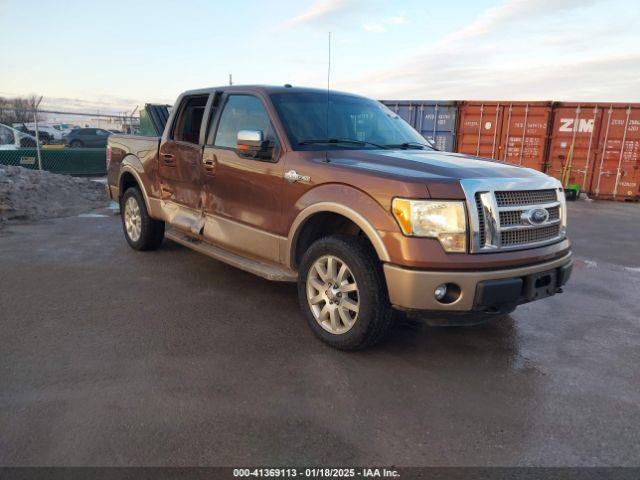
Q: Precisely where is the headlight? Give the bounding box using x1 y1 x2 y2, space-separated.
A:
392 198 467 253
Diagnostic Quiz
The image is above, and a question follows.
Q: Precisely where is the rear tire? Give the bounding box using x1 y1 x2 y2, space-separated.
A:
120 187 164 251
297 234 393 350
70 140 83 148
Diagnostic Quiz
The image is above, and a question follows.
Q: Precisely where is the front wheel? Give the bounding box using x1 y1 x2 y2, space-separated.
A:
297 235 393 350
120 187 165 251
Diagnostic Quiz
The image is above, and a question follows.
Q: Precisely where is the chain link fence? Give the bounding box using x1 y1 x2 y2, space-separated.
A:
0 99 141 176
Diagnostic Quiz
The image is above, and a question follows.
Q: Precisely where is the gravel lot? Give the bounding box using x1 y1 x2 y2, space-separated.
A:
0 198 638 467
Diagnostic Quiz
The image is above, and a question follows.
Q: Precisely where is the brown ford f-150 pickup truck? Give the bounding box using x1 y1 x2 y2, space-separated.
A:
107 85 572 350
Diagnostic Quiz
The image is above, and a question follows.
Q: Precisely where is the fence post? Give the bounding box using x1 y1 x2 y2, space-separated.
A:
129 106 138 135
33 96 43 171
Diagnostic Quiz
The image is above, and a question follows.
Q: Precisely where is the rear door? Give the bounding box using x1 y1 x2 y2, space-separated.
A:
158 94 209 211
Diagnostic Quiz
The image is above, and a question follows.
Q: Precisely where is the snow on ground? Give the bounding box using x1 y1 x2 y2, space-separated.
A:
0 165 108 226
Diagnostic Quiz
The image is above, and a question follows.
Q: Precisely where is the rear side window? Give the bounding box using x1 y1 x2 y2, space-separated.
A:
214 95 277 149
172 95 208 144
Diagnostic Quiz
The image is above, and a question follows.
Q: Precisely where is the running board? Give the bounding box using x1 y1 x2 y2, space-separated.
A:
165 229 297 282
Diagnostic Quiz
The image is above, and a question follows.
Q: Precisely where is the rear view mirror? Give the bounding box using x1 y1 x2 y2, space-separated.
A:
237 130 272 159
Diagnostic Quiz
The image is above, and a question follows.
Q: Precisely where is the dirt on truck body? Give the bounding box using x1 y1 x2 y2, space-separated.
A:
106 85 572 350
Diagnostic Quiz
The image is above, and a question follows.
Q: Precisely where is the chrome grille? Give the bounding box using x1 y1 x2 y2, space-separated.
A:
475 192 486 246
502 225 561 246
495 189 558 207
499 206 560 226
499 210 522 226
463 180 566 253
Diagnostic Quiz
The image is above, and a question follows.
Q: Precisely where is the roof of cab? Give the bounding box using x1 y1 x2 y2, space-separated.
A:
180 85 368 98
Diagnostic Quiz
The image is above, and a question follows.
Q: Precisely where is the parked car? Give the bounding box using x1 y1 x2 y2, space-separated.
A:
24 123 66 141
12 123 53 144
0 123 40 149
63 128 112 148
107 85 572 350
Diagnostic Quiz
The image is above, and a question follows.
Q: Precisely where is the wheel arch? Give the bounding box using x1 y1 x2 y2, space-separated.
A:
118 158 151 212
287 202 391 270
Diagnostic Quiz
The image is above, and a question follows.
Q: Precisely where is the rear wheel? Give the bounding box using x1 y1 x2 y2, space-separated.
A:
298 235 393 350
70 140 83 148
120 187 164 251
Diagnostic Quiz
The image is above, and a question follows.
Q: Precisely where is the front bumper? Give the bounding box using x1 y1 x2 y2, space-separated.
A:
384 252 573 312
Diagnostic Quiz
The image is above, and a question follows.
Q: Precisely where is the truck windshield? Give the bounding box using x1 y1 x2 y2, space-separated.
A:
270 92 433 151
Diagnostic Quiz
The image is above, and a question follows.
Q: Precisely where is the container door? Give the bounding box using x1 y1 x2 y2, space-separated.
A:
592 106 640 200
499 104 551 171
415 103 457 152
383 102 416 126
547 105 603 193
457 103 503 159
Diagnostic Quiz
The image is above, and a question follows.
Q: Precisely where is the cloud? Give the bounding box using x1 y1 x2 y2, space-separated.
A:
361 12 408 34
279 0 354 29
441 0 601 44
363 23 387 33
337 0 639 101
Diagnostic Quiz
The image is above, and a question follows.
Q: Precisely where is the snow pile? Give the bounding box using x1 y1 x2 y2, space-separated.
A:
0 165 108 225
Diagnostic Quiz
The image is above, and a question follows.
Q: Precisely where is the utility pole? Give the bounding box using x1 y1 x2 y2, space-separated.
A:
229 73 233 86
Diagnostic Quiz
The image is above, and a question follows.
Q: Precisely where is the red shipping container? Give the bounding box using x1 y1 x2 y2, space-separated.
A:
457 102 552 171
547 103 640 200
546 103 604 194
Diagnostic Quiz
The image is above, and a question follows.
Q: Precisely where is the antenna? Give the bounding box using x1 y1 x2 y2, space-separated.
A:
326 32 331 139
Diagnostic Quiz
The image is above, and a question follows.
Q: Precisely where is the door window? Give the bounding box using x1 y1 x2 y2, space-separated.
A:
214 95 277 149
172 95 208 144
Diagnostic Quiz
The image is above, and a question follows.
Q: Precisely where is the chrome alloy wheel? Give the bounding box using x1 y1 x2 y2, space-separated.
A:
124 196 142 242
306 254 360 334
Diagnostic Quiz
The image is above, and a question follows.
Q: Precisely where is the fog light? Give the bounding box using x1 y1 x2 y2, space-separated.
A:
434 284 447 301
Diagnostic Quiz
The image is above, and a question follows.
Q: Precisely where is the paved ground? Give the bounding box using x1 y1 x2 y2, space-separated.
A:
0 200 638 466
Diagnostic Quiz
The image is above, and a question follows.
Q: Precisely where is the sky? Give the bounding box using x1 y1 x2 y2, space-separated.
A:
1 0 639 114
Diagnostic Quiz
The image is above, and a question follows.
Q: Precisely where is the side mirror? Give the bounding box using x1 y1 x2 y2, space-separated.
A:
237 130 271 159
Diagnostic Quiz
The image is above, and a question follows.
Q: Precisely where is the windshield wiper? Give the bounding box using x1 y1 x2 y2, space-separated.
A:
385 141 437 150
298 138 390 149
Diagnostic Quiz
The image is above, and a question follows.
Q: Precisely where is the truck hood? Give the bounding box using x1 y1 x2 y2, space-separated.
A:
326 149 549 181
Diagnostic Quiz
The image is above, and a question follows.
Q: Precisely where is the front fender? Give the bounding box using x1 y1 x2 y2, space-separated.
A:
286 184 399 267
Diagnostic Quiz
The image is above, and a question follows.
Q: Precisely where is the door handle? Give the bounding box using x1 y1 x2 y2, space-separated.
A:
203 153 217 175
161 153 175 165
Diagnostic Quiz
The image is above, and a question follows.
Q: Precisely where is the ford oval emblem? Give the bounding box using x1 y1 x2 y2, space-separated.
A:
523 208 550 225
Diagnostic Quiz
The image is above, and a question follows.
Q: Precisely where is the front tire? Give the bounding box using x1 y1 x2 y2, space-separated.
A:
298 235 393 350
120 187 165 251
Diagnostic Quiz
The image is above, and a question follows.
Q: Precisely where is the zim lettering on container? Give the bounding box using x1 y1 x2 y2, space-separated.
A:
547 103 640 200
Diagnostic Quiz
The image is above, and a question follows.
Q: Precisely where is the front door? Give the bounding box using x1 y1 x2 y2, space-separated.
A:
200 93 284 261
158 94 209 211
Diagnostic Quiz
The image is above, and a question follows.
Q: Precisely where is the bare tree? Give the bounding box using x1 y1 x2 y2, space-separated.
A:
0 95 44 125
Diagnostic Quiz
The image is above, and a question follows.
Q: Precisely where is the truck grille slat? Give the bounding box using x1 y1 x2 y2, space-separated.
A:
499 206 560 226
494 189 558 207
501 225 561 246
475 193 486 246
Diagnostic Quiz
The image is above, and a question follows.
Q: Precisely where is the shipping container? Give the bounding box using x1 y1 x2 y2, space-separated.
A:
547 103 640 200
380 100 415 125
456 101 552 171
380 100 458 152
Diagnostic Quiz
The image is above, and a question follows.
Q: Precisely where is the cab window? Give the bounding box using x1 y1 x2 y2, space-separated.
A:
214 95 277 149
172 95 208 144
